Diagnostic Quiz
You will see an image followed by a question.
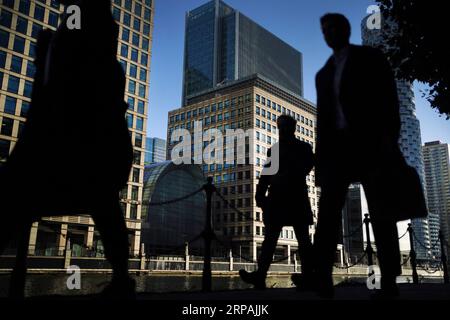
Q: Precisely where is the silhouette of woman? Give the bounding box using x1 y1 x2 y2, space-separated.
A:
0 0 134 297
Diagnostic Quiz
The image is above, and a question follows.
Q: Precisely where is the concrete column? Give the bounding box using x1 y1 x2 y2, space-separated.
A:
140 243 146 270
229 249 233 271
185 242 190 271
57 224 68 256
130 230 141 257
250 240 258 263
285 244 291 265
85 226 94 248
64 238 71 269
28 222 39 255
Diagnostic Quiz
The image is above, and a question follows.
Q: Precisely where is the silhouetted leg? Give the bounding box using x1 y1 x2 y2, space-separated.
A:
363 179 401 285
92 197 129 281
258 224 283 278
293 223 313 276
314 179 349 278
9 219 32 299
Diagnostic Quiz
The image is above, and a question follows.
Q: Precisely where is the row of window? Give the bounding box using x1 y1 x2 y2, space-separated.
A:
220 226 295 238
1 95 30 117
169 95 253 124
112 5 151 36
1 73 33 98
126 113 145 132
126 96 146 115
0 30 37 59
0 51 36 79
255 94 314 127
168 118 252 137
113 0 153 16
0 5 59 32
120 44 150 66
0 116 24 138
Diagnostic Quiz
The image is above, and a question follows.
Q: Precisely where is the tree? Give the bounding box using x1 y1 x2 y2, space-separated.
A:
376 0 449 118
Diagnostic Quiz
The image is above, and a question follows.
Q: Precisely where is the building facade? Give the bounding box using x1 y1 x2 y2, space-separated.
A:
423 141 450 261
361 16 431 260
167 74 318 261
144 137 167 165
182 0 303 106
0 0 154 256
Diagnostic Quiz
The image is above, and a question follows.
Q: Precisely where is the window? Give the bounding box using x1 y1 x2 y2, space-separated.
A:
19 0 30 15
121 28 130 42
0 30 9 48
133 18 141 32
128 80 136 94
7 76 20 94
48 11 59 28
130 204 138 219
130 63 137 78
137 100 145 114
143 23 151 36
134 3 142 16
10 56 22 74
144 8 151 21
124 0 132 11
34 5 45 22
0 117 14 136
113 7 121 22
131 48 138 62
24 80 32 98
120 44 128 58
134 133 143 148
127 97 135 110
132 168 140 183
26 61 36 78
13 36 26 54
126 114 133 128
132 33 140 47
139 68 147 82
0 139 11 161
15 17 28 35
123 13 131 26
136 117 144 131
20 101 29 117
0 51 6 68
141 53 148 66
142 38 149 51
0 10 12 28
138 84 146 98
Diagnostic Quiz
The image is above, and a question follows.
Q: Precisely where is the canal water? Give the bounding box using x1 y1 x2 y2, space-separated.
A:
0 273 426 298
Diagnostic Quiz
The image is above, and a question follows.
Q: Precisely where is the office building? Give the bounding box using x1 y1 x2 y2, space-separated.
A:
423 141 450 261
144 137 166 165
168 74 318 261
182 0 303 106
0 0 154 256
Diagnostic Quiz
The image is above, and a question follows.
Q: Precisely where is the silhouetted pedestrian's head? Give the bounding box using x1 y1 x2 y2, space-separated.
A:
277 115 296 140
320 13 351 50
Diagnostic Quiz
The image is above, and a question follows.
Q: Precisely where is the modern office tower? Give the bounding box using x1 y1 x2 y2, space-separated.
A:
167 74 318 261
341 184 365 264
0 0 153 256
182 0 303 106
362 16 431 261
141 161 206 255
144 137 167 165
423 141 450 260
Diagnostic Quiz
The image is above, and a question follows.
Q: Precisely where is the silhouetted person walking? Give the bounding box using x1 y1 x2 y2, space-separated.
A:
313 13 404 298
0 0 134 298
239 115 314 290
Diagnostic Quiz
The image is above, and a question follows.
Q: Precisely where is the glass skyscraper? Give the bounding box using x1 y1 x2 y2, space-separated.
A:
362 16 432 261
144 137 167 165
182 0 303 106
0 0 154 256
423 141 450 261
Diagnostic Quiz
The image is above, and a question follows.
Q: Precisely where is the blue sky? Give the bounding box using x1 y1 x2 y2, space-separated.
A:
147 0 449 146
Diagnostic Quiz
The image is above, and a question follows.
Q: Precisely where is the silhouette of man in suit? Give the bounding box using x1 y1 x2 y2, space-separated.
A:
0 0 134 298
313 13 403 298
239 115 314 289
